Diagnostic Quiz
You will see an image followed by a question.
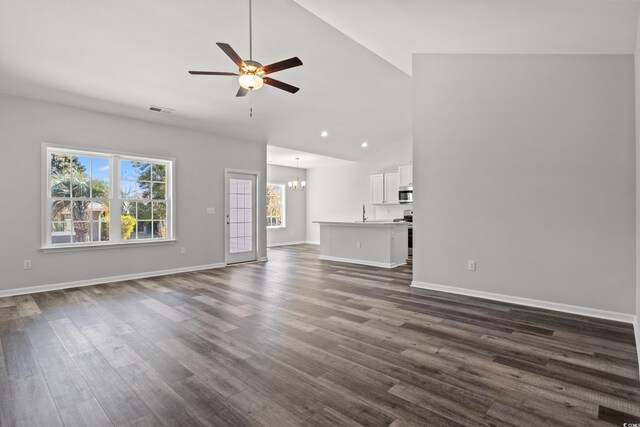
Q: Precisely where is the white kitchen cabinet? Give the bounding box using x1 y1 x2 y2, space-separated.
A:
370 173 385 204
371 172 399 204
399 164 413 187
385 172 399 204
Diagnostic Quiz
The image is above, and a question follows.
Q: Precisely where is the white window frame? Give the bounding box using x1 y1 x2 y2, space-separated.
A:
266 183 286 229
41 144 175 251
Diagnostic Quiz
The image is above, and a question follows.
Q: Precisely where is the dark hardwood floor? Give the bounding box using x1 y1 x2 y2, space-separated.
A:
1 244 639 426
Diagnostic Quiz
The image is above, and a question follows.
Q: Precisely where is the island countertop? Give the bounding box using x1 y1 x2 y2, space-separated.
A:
314 221 408 268
313 221 408 226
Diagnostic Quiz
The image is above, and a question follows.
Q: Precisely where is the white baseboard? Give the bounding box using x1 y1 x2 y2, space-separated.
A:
267 241 308 247
411 280 635 324
0 263 226 298
319 255 405 269
258 257 269 262
305 241 320 245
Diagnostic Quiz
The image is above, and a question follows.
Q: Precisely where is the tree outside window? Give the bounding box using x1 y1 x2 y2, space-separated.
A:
119 160 167 240
46 147 172 247
50 153 110 244
266 184 285 227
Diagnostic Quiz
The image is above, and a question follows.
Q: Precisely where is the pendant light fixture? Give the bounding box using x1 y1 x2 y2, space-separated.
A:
288 157 306 191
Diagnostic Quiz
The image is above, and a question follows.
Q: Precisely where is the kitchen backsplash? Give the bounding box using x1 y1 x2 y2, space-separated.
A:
373 204 410 220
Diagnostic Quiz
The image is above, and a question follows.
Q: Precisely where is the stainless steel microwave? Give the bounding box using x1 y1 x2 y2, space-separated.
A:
399 186 413 204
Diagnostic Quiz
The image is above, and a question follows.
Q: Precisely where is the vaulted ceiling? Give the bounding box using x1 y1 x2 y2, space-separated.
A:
0 0 638 161
292 0 640 75
0 0 411 161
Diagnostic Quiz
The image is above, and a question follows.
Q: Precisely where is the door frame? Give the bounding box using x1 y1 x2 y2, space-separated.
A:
224 168 262 265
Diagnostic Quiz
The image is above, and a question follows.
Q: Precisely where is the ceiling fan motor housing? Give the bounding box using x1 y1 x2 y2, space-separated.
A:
242 60 264 74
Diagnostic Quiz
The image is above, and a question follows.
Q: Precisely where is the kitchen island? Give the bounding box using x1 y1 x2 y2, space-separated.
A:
313 221 409 268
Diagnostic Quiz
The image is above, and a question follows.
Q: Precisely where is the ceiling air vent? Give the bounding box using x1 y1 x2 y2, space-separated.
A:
149 105 174 114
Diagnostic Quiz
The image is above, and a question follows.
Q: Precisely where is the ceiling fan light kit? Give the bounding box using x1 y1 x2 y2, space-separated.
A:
188 0 303 116
238 61 264 90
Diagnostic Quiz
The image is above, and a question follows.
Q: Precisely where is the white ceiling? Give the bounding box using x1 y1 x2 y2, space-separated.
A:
1 1 638 161
291 0 640 75
0 0 411 161
267 145 354 169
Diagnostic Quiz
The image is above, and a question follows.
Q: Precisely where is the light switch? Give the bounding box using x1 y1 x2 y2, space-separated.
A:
206 208 216 215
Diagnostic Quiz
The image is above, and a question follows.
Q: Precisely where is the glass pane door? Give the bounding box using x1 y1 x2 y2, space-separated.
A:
226 172 257 264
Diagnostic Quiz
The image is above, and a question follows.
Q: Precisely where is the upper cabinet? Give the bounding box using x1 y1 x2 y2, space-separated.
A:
371 164 412 205
371 172 399 205
385 172 399 204
399 164 413 187
370 173 385 204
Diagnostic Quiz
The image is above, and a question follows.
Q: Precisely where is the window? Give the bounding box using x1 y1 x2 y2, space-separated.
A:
44 146 173 248
266 183 285 228
119 161 168 240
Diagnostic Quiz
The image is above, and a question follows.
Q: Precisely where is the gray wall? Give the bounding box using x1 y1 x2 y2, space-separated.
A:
305 137 412 243
266 164 307 246
635 21 640 342
0 94 267 292
413 54 636 314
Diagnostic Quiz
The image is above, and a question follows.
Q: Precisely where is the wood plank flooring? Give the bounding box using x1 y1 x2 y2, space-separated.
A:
1 244 639 426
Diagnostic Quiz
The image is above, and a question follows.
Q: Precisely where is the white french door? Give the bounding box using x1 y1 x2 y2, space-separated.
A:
225 171 258 264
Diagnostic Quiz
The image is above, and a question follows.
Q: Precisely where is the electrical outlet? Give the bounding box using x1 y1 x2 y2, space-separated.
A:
23 260 32 270
180 247 187 255
356 242 361 249
467 260 476 271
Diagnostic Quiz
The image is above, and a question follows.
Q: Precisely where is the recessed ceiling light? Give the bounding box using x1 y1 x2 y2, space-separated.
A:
321 131 328 137
361 142 368 148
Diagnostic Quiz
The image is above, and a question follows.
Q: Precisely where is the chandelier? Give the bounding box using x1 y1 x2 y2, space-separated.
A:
288 157 306 191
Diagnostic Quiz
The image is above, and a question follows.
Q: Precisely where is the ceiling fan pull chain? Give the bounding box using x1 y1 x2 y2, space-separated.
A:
250 91 253 118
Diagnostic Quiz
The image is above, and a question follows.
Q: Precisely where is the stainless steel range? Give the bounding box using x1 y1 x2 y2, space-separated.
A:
394 209 413 256
404 209 413 256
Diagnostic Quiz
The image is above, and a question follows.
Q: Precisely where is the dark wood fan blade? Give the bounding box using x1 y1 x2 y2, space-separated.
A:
189 71 239 76
236 87 248 97
260 57 303 75
216 43 246 68
263 77 299 94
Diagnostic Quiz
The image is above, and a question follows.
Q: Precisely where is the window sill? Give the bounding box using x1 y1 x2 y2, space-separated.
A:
267 226 287 230
40 239 177 253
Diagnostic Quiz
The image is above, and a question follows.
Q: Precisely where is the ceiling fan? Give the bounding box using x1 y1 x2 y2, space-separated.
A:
189 0 303 98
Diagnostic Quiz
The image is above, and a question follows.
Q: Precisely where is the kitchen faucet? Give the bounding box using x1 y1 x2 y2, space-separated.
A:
362 204 367 222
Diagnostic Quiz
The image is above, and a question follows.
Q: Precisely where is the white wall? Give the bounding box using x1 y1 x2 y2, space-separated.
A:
413 54 636 315
266 164 306 246
305 137 411 243
635 13 640 347
0 94 267 293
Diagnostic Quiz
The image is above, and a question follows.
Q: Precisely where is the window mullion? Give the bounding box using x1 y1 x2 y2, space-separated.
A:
112 157 122 242
45 151 52 246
